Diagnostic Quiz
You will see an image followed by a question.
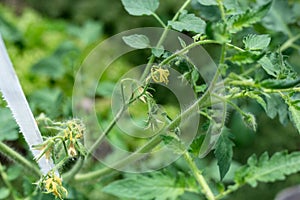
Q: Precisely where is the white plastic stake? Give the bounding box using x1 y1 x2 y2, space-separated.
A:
0 34 54 175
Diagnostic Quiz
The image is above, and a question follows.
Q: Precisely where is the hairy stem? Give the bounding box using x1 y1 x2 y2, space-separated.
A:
0 162 18 200
0 141 41 177
213 94 245 115
183 152 215 200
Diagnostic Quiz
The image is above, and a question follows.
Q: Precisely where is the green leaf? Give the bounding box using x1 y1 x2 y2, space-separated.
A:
195 4 221 21
258 52 296 79
0 188 10 200
96 81 115 97
262 0 296 36
0 108 19 141
207 22 230 43
31 56 65 79
223 0 241 15
227 2 271 33
103 173 187 200
197 0 241 14
121 0 159 16
265 94 289 125
197 0 217 6
22 178 35 197
230 51 264 65
151 45 164 57
195 84 207 93
7 165 22 181
67 20 102 45
258 56 277 77
31 41 79 80
189 135 205 156
214 128 234 180
178 37 187 48
0 14 23 43
122 34 150 49
260 78 300 89
168 11 206 34
289 105 300 134
29 88 64 119
235 151 300 187
243 34 271 51
245 92 267 112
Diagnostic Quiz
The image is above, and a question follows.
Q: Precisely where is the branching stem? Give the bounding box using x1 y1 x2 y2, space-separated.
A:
183 152 215 200
0 141 41 177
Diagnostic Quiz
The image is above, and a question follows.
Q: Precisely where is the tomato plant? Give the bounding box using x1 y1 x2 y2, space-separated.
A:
1 0 300 199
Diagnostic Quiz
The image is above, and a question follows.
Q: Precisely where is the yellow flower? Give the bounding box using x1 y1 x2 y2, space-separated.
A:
68 142 77 157
53 174 62 185
151 66 170 84
75 132 83 139
136 87 152 103
44 173 68 200
64 120 84 142
45 177 53 190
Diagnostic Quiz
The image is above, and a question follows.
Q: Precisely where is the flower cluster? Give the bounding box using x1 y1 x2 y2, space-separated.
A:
33 116 86 161
151 66 170 84
63 120 84 157
42 172 68 199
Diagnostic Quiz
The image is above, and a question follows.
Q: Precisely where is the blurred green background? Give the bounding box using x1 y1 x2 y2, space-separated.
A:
0 0 300 199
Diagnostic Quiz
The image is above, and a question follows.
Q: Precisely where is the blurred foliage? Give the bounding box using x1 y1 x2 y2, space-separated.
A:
24 0 183 33
0 0 300 199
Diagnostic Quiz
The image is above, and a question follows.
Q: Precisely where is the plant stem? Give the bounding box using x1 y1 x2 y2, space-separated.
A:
151 13 167 28
291 44 300 50
75 38 228 182
263 87 300 93
159 40 221 66
172 0 192 21
212 94 245 115
75 87 213 181
140 0 192 81
74 44 226 182
78 0 227 181
240 64 260 76
87 0 194 159
0 141 41 177
62 156 84 182
215 184 240 199
75 133 162 181
226 43 245 52
0 162 18 200
217 0 226 22
219 44 226 64
280 33 300 52
183 152 215 200
80 1 197 180
86 105 127 157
